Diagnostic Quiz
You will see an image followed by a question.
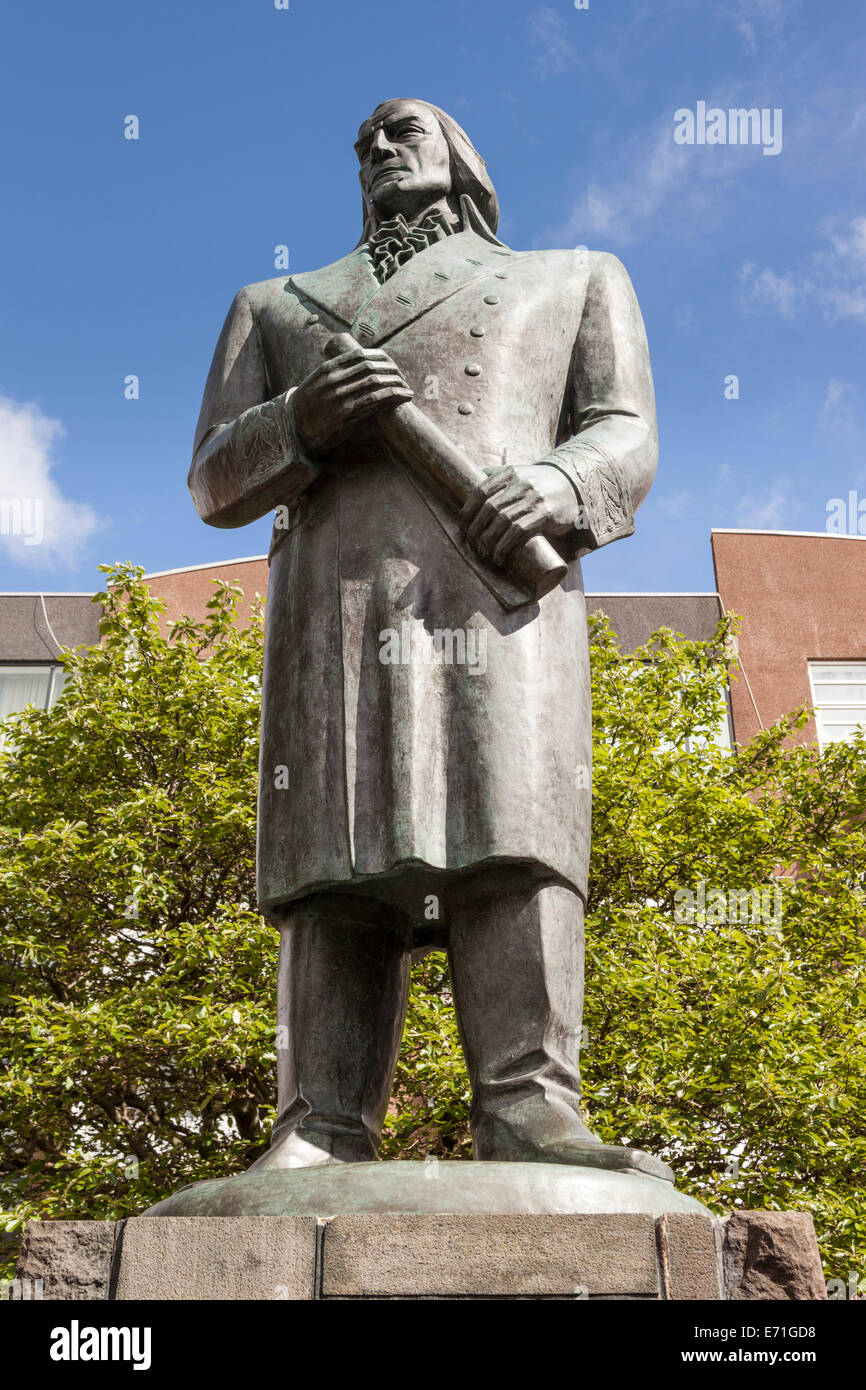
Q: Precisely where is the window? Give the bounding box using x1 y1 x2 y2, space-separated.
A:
808 662 866 748
615 659 733 753
685 685 733 752
0 664 66 724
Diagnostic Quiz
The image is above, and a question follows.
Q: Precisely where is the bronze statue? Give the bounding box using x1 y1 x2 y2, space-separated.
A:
189 99 660 1177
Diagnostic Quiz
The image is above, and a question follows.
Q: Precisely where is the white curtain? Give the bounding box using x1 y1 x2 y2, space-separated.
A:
0 666 53 722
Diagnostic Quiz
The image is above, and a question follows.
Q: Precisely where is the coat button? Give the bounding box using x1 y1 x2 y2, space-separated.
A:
305 314 319 325
483 294 500 305
464 363 482 376
458 403 474 415
469 326 486 337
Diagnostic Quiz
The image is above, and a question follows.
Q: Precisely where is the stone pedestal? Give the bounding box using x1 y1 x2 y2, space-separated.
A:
10 1162 828 1301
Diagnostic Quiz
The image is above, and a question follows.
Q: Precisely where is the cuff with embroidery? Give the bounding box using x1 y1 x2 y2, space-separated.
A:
230 388 319 505
536 442 634 553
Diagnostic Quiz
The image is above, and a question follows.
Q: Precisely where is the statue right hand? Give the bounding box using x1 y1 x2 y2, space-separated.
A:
290 346 413 454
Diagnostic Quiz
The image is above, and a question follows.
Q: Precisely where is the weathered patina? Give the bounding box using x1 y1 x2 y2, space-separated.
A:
189 99 658 1175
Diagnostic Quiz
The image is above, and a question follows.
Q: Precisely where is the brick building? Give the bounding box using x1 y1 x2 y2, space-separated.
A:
2 529 864 751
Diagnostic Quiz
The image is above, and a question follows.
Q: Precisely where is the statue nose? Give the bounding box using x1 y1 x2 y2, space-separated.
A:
370 129 398 161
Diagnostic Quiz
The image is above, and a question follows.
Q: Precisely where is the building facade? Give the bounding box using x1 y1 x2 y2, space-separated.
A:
1 529 864 751
0 593 100 727
711 529 866 749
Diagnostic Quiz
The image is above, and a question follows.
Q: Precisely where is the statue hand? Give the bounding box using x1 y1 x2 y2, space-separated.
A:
291 346 413 454
459 464 580 567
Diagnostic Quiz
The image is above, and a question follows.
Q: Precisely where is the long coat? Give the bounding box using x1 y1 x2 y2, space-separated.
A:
189 196 657 917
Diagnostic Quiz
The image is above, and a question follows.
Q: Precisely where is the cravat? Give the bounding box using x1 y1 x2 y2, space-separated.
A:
364 210 455 283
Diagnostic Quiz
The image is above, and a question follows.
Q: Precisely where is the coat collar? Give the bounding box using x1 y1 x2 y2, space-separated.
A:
287 196 517 346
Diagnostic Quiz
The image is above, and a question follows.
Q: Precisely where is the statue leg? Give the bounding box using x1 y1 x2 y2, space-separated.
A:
447 869 603 1163
249 892 411 1171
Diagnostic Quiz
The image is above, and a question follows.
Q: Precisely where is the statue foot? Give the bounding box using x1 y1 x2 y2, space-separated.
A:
247 1128 371 1172
472 1101 674 1183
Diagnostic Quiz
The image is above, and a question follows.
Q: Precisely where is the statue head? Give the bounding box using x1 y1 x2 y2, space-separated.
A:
355 99 499 240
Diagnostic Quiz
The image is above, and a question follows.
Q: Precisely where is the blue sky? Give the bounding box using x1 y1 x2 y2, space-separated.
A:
1 0 865 596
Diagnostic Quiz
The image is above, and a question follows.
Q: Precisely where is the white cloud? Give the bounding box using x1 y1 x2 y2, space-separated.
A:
822 286 866 320
543 85 788 245
734 480 793 529
819 379 860 441
739 262 801 316
530 7 577 80
822 379 854 413
657 490 693 518
826 215 866 262
545 118 694 243
543 40 866 249
727 0 793 54
0 395 101 568
740 216 866 323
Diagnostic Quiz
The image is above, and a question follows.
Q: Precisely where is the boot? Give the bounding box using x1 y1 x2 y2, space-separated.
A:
447 871 672 1180
249 892 411 1172
447 871 602 1162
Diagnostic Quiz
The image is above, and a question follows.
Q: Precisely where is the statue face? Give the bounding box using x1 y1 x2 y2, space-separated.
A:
356 100 452 221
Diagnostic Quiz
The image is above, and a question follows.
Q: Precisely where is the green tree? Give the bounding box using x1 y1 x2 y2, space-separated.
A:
0 565 274 1237
1 568 863 1284
580 616 865 1286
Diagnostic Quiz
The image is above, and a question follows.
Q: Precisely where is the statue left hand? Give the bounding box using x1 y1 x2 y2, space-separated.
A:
459 464 580 567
